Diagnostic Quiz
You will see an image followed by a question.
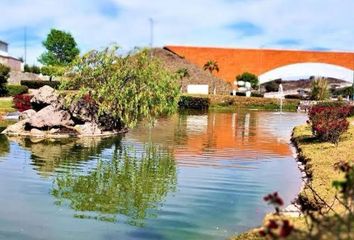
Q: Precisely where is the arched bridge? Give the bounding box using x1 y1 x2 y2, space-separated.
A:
164 46 354 84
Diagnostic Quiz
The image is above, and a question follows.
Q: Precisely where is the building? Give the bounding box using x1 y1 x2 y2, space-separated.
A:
0 40 22 71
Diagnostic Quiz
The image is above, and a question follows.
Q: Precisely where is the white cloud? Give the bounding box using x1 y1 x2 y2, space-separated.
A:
1 0 353 64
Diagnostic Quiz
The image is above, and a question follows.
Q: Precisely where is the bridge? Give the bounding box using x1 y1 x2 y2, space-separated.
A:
164 46 354 85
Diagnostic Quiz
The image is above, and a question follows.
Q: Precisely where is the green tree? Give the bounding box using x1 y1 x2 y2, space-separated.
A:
24 64 41 74
203 60 219 95
176 68 190 91
311 77 329 100
236 72 259 89
62 46 180 130
0 64 10 96
38 29 79 66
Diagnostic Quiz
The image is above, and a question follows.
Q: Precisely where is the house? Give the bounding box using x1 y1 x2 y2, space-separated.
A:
0 40 22 71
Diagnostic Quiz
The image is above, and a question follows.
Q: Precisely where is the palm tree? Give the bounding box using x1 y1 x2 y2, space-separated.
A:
176 68 190 92
203 60 219 95
311 77 329 100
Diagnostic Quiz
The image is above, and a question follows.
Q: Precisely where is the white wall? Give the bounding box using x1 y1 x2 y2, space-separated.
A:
259 62 354 84
187 84 209 95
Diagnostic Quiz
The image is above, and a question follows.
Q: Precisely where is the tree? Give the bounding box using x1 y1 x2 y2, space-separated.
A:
203 60 219 95
62 46 180 130
176 68 190 91
0 63 10 96
24 64 41 74
310 77 329 100
38 29 79 66
236 72 259 89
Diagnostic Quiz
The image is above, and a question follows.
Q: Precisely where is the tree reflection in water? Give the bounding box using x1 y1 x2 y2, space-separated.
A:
0 135 9 158
51 144 177 226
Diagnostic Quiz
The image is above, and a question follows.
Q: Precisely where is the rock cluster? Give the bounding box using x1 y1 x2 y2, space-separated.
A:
2 86 122 138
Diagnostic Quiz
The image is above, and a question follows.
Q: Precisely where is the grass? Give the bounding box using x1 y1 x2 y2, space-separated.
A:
231 117 354 240
0 97 15 114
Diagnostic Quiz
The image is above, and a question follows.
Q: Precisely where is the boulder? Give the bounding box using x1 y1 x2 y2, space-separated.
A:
1 120 27 135
75 122 102 136
28 105 74 129
30 85 60 109
19 109 36 120
30 128 45 137
69 98 98 123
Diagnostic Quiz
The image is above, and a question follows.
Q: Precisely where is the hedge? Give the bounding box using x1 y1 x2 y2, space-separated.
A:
178 95 210 109
235 92 264 98
21 80 60 89
6 85 29 96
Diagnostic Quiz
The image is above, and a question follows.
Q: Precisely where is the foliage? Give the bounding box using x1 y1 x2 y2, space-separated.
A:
284 94 302 100
6 85 28 96
61 46 180 130
263 79 282 92
178 95 210 109
308 104 350 144
332 86 353 98
0 63 10 96
176 68 189 89
24 64 41 74
0 98 15 114
310 77 329 100
236 91 264 98
203 60 219 95
21 80 61 89
52 144 176 225
236 72 259 89
38 29 79 66
13 94 32 112
41 65 66 79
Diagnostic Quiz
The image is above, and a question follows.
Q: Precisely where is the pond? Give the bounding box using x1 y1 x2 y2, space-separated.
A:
0 110 307 240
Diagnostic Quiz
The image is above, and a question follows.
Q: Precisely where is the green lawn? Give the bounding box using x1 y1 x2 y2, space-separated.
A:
0 98 15 114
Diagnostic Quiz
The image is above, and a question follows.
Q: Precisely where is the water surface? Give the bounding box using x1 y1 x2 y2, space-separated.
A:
0 110 306 239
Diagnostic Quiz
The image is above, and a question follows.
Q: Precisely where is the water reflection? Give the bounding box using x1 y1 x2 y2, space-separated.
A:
7 136 121 176
51 144 177 226
0 135 9 158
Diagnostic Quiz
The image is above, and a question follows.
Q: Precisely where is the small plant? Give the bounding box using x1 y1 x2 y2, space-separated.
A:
236 72 259 89
308 104 350 144
13 94 32 112
310 77 329 100
0 63 10 96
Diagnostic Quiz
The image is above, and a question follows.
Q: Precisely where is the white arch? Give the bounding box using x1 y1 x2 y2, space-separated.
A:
259 62 354 84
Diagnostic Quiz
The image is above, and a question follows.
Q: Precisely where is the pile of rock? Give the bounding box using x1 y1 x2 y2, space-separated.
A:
2 86 122 138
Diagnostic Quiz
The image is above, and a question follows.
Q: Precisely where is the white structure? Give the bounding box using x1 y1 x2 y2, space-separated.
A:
259 62 354 84
187 84 209 95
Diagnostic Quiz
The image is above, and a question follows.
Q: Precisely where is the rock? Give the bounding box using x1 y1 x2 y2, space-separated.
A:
28 105 74 129
1 120 27 135
30 128 45 137
30 85 60 109
75 122 102 136
19 109 36 120
49 128 60 134
69 98 98 123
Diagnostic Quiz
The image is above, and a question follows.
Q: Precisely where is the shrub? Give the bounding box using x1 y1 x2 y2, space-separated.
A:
13 94 32 112
178 96 210 109
235 92 263 97
6 85 29 96
24 64 41 74
284 94 302 99
236 72 259 89
21 80 60 89
263 80 281 92
62 46 180 130
0 63 10 96
308 104 350 144
310 77 329 100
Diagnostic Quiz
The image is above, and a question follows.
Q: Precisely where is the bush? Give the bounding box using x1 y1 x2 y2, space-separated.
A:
308 104 350 144
24 64 41 74
178 95 210 109
0 63 10 96
263 80 281 92
21 80 60 89
62 46 180 130
310 77 329 100
284 94 302 99
13 94 32 112
236 72 259 89
6 85 29 96
332 86 353 98
235 92 263 97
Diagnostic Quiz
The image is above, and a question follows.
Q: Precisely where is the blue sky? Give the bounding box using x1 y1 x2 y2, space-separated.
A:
1 0 353 64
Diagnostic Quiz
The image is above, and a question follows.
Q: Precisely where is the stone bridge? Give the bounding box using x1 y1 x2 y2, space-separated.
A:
164 46 354 85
